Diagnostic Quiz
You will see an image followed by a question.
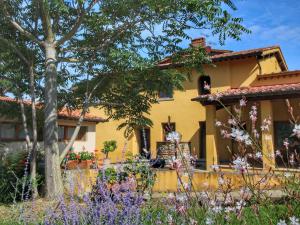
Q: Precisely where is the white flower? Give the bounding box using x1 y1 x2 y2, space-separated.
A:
249 105 258 122
225 206 235 213
231 128 245 141
283 139 289 149
211 164 220 171
176 195 187 202
212 205 223 213
183 182 190 190
228 118 237 125
205 217 214 225
277 219 287 225
189 218 198 225
292 124 300 138
231 128 252 146
215 121 222 127
268 153 275 159
261 117 272 131
239 98 247 107
168 193 175 199
255 152 262 159
209 200 216 207
233 157 249 173
240 187 251 196
204 82 211 90
284 172 292 178
289 216 300 225
235 200 246 211
224 195 233 204
276 150 282 156
167 214 173 224
289 154 296 165
218 177 225 185
166 131 181 143
253 129 260 139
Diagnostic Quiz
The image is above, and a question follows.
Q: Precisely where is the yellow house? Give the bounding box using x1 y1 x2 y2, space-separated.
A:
93 37 292 158
2 37 299 193
90 37 300 191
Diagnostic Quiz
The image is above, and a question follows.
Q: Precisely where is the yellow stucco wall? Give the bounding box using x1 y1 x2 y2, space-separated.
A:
91 52 285 163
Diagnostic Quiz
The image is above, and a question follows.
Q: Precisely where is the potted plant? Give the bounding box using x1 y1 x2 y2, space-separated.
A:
65 152 79 170
101 140 117 165
78 151 94 169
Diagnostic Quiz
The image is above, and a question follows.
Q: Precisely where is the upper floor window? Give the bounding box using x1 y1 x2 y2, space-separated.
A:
159 86 173 99
198 75 211 95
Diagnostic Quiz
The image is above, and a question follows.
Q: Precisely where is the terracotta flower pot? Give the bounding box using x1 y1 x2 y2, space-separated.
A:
78 160 93 169
66 160 79 170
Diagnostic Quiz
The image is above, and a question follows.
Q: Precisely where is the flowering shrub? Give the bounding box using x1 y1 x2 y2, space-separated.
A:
44 179 144 225
78 151 94 161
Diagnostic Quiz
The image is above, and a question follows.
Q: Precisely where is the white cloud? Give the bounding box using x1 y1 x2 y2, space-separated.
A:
248 24 300 43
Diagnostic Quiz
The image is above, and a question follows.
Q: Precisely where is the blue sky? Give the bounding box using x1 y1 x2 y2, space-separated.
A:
186 0 300 70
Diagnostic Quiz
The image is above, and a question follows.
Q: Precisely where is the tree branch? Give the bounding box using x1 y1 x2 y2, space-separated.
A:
59 76 106 162
39 0 54 41
55 0 96 46
10 20 43 46
0 0 43 46
0 37 30 66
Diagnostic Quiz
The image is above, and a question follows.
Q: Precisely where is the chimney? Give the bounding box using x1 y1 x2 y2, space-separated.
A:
191 37 206 48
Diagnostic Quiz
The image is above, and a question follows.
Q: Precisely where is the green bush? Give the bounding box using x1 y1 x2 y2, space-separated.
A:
97 167 119 184
101 140 117 159
78 151 94 161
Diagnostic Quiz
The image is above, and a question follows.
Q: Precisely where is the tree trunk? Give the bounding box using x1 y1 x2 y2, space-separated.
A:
29 65 39 199
44 43 63 199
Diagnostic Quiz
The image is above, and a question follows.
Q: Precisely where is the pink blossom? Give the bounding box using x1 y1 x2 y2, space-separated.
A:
228 118 237 126
292 124 300 138
239 98 247 107
283 138 289 149
233 157 249 173
275 150 282 156
215 120 222 127
211 164 220 171
204 81 211 91
249 105 257 122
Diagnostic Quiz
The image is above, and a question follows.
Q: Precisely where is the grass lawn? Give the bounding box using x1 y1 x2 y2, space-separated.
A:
0 199 57 225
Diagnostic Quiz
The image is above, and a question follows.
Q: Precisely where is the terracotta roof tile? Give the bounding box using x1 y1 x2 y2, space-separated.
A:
158 46 287 71
192 82 300 105
58 108 104 122
0 96 104 122
210 46 279 60
257 70 300 81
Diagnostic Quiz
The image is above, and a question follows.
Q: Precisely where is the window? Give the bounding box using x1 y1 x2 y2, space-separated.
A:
159 86 173 99
58 125 87 141
274 121 300 167
0 123 32 141
198 75 211 95
162 123 176 141
0 123 16 140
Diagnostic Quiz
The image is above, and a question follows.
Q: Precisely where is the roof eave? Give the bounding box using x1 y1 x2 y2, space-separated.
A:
192 90 300 106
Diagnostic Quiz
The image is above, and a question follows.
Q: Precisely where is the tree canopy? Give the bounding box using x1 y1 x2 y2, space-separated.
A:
0 0 250 198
